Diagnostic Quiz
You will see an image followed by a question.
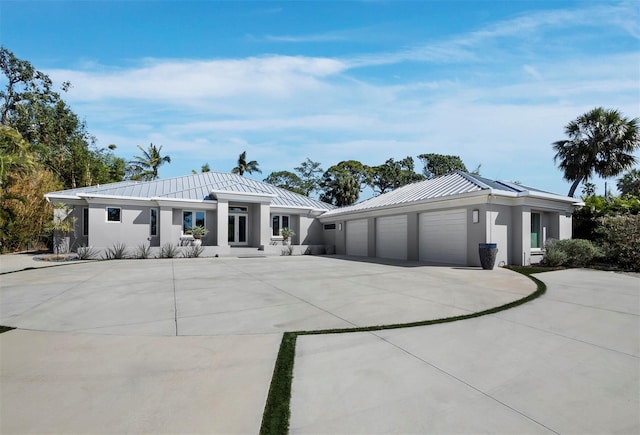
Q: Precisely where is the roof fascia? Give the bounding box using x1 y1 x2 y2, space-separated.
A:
211 190 276 204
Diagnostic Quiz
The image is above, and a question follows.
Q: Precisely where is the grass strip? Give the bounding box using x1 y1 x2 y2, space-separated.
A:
259 332 297 435
0 326 16 334
259 269 547 434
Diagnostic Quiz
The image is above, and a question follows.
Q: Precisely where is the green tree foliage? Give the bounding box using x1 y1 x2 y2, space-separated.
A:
191 163 211 174
263 171 306 195
294 158 323 196
1 46 126 189
319 160 371 206
616 168 640 197
128 143 171 181
553 107 639 197
418 153 468 179
231 150 261 176
370 156 425 194
572 195 640 240
596 214 640 271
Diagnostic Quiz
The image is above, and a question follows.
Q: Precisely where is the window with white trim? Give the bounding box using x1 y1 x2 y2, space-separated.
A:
183 210 205 234
531 212 542 249
271 214 290 237
106 207 121 222
150 208 158 237
83 208 89 236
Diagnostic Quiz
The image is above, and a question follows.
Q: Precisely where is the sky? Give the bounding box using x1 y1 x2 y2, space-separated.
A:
1 0 639 199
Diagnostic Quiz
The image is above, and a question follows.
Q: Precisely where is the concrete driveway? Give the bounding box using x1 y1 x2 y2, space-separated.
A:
1 255 638 434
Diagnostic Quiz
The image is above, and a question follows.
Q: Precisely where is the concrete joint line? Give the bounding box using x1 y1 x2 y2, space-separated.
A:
490 313 640 359
224 261 362 329
172 260 178 337
368 330 561 435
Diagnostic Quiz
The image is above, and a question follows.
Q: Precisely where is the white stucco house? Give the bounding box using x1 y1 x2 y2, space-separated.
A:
45 171 581 265
44 172 335 257
318 171 582 267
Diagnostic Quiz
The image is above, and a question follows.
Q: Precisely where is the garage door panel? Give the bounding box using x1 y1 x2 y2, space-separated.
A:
376 215 407 260
346 219 368 257
419 209 467 265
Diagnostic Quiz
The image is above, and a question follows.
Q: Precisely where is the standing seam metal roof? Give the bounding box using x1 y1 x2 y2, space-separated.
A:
46 172 335 211
320 171 528 217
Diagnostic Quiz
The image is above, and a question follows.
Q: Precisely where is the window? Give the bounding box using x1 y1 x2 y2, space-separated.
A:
271 215 290 237
229 206 248 213
324 223 336 230
83 208 89 236
183 210 205 233
150 208 158 237
531 212 541 249
106 207 121 222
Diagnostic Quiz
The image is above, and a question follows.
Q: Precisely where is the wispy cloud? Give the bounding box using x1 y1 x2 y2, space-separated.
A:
43 1 639 195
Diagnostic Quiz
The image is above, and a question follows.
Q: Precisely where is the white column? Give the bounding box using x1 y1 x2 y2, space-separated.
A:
216 200 229 246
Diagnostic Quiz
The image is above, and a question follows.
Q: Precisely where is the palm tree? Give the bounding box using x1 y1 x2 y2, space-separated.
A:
617 168 640 197
128 143 171 181
553 107 639 197
231 151 261 176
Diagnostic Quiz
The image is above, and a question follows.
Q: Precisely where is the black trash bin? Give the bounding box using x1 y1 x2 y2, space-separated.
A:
478 243 498 270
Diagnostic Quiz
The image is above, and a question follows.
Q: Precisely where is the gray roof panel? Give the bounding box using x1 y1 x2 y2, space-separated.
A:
47 172 335 211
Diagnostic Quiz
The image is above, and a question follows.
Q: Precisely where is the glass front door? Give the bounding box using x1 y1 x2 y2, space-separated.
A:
228 214 248 245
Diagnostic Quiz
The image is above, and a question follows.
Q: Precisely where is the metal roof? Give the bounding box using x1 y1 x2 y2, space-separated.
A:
46 172 335 211
321 171 576 218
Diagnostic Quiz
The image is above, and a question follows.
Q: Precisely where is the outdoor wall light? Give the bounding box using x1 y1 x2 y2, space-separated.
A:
472 209 480 223
338 223 343 231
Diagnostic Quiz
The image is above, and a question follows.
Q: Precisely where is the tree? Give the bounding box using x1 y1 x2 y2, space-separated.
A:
581 182 597 198
319 160 371 206
294 158 323 196
128 143 171 181
418 153 468 179
553 107 640 197
370 156 424 195
617 168 640 197
192 163 211 174
0 46 55 126
1 47 126 189
263 171 305 195
231 151 261 176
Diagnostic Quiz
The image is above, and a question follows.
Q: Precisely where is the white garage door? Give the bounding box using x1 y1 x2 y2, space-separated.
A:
346 219 368 256
376 215 408 260
419 209 467 265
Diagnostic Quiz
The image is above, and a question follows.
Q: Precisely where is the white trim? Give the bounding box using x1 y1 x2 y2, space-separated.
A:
150 208 158 237
106 207 121 223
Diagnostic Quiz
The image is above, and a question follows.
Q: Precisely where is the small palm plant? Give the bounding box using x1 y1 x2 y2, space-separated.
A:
281 227 295 244
46 203 77 258
186 225 208 239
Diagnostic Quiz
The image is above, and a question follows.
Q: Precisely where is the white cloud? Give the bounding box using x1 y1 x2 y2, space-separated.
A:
42 1 639 197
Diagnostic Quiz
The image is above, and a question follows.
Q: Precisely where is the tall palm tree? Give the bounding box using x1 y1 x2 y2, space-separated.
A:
553 107 639 197
231 151 261 176
128 143 171 181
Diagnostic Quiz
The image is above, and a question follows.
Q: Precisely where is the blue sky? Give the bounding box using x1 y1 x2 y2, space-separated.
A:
2 0 639 198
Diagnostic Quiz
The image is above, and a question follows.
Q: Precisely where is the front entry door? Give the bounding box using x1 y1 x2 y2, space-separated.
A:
228 214 248 245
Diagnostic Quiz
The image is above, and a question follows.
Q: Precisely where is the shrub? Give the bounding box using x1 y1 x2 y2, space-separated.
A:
183 245 204 258
103 242 128 260
161 243 179 258
543 239 599 268
77 245 99 260
596 214 640 271
134 243 153 259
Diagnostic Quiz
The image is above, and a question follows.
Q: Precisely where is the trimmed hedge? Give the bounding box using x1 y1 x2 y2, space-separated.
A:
543 239 599 268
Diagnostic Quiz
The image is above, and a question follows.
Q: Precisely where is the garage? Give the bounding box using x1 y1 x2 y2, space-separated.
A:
419 209 467 265
376 215 408 260
346 219 368 256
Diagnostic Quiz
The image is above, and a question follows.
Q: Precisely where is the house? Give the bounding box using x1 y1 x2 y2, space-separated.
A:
45 170 581 266
318 171 582 266
44 172 335 257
